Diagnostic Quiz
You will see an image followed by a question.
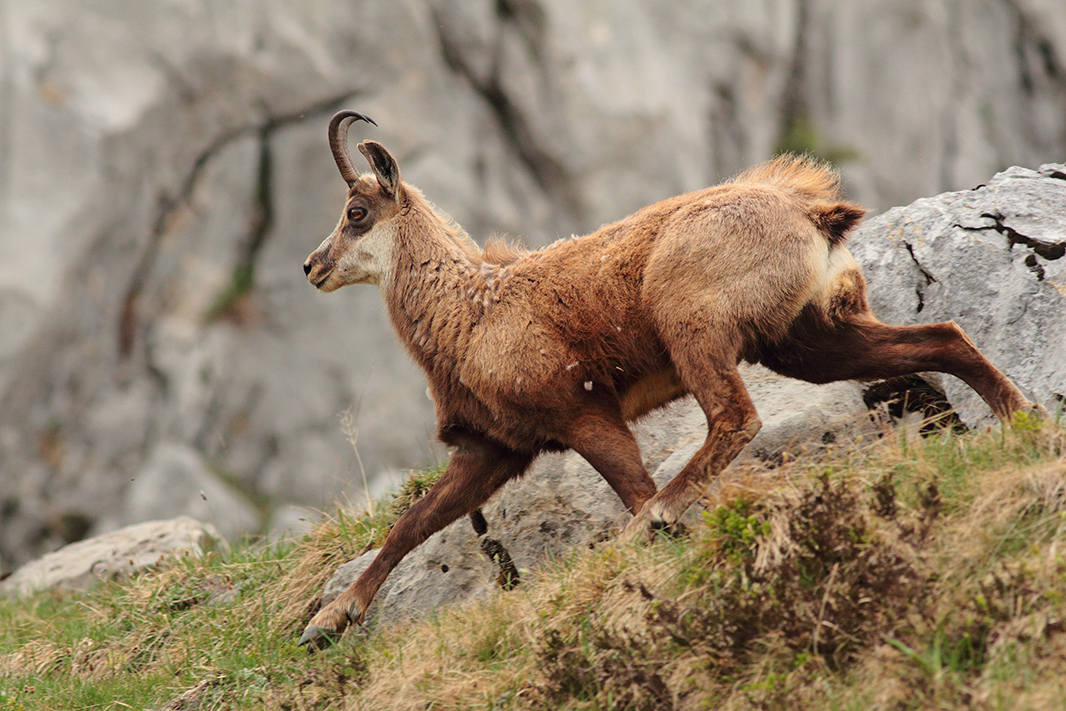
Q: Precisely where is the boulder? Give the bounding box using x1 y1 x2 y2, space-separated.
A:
479 367 874 575
849 163 1066 426
266 504 320 543
319 366 875 629
0 517 228 597
122 442 261 544
320 515 496 631
3 0 1065 573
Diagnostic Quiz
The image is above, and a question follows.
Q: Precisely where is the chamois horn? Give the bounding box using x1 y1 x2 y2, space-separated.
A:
328 110 377 187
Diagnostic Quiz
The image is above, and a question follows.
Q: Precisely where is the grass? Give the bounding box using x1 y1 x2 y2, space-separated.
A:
1 417 1064 710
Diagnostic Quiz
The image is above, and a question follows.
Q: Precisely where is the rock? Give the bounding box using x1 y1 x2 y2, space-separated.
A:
266 504 320 543
741 365 873 459
849 163 1066 426
320 516 496 630
0 517 228 597
480 366 874 575
3 0 1065 572
123 442 262 544
318 365 875 628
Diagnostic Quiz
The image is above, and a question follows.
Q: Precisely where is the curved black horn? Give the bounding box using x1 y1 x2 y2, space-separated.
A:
328 110 377 187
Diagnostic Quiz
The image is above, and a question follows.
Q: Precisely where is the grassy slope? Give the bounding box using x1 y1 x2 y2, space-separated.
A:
1 417 1064 711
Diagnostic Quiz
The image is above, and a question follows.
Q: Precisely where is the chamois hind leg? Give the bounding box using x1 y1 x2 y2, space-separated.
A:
760 311 1033 423
299 439 532 648
624 343 762 539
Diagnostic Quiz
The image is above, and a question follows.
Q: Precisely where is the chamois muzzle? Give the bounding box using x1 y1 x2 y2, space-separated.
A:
329 110 377 187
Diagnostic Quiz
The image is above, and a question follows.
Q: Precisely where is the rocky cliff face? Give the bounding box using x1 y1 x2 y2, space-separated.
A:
2 0 1064 572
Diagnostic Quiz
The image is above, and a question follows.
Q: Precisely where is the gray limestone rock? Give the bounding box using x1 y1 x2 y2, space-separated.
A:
266 504 320 543
3 0 1065 573
320 516 496 630
124 442 261 544
317 365 876 629
0 517 228 597
849 163 1066 426
479 366 874 576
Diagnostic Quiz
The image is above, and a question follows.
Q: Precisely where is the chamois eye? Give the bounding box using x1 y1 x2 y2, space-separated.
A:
347 206 367 222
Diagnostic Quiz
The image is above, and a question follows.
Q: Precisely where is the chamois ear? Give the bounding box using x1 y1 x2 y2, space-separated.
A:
358 141 401 202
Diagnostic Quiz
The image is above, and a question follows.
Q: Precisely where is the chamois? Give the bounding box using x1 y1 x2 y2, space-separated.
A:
298 110 1034 647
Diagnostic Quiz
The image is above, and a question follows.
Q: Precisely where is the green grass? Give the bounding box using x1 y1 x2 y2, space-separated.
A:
2 421 1064 710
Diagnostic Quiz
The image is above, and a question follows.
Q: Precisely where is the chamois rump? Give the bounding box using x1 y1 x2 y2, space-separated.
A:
298 110 1034 647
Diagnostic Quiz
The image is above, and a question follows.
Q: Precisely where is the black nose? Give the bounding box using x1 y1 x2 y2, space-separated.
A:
303 261 312 276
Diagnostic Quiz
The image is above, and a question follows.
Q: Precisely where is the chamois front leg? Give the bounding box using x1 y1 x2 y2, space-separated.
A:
299 440 532 648
566 406 658 516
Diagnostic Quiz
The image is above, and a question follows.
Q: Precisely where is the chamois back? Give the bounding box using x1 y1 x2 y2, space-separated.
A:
481 237 528 266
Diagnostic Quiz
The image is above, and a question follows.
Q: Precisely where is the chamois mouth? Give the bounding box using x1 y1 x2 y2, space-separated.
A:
306 265 333 290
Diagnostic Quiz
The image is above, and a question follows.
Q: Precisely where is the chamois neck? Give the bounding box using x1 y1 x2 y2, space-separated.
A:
383 198 497 372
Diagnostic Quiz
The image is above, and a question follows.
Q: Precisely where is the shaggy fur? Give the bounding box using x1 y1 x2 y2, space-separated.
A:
298 112 1033 647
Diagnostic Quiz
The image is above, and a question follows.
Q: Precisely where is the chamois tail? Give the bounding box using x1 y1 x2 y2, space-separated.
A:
735 153 865 245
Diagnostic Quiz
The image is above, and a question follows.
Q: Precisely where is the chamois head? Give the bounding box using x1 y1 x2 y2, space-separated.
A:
303 111 404 291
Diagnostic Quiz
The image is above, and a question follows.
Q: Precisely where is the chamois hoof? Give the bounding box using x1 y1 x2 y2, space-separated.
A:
620 515 653 543
649 518 687 539
299 600 359 651
1028 403 1051 421
622 508 682 543
297 624 339 651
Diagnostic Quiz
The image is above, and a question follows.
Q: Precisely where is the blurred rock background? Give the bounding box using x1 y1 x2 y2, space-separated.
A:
1 0 1064 572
